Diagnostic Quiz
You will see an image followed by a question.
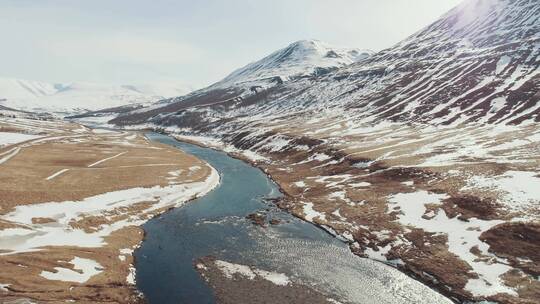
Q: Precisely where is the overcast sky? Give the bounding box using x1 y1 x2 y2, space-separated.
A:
0 0 463 88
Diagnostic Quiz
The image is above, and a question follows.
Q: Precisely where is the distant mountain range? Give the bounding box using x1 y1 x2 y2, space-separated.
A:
0 77 195 115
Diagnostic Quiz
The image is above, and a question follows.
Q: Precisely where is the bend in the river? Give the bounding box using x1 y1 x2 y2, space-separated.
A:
135 133 452 304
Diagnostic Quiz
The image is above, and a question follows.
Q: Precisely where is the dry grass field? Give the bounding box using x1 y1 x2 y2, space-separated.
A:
0 116 218 303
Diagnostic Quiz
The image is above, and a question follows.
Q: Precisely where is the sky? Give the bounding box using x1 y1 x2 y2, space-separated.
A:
0 0 463 88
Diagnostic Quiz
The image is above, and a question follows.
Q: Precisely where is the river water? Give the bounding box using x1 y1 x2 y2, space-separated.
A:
135 133 452 304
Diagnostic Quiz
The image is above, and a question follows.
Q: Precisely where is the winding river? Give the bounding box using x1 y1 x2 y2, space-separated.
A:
135 133 452 304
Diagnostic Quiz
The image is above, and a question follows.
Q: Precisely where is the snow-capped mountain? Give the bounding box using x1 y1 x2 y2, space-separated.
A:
213 39 372 88
0 77 194 115
113 0 538 127
103 40 373 123
108 39 372 124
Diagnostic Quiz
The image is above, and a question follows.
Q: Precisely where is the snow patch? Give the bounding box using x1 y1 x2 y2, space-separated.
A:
294 181 306 188
388 191 516 297
0 132 43 147
40 257 102 283
302 202 326 222
0 167 220 255
215 260 256 280
464 171 540 214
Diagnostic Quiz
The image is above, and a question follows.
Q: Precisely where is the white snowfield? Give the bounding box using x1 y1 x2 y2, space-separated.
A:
0 132 43 147
464 170 540 217
302 202 326 222
152 131 269 163
40 257 103 283
0 77 195 115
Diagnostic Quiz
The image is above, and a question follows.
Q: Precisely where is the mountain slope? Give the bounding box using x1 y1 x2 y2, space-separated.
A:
113 0 539 127
109 39 372 125
111 1 540 302
0 78 194 115
317 0 540 125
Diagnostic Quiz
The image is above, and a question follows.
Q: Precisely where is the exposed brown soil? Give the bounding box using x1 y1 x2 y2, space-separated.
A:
442 195 502 221
0 227 145 304
480 222 540 277
0 133 209 214
388 229 476 301
31 217 56 224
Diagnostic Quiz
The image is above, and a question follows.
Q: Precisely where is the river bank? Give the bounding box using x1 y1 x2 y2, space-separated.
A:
154 125 539 304
135 133 452 304
0 116 219 303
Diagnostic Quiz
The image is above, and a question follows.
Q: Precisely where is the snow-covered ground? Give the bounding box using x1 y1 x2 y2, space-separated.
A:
464 170 540 217
40 257 103 283
0 132 43 147
0 166 219 255
0 77 195 115
387 191 514 297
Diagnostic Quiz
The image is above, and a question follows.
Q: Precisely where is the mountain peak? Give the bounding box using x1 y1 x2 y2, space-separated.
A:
214 40 372 87
288 39 320 47
399 0 538 51
286 39 331 52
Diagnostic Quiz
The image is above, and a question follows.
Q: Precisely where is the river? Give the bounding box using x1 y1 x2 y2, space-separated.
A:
135 133 452 304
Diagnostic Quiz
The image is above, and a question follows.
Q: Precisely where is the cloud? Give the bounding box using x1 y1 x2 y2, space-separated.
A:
45 34 203 65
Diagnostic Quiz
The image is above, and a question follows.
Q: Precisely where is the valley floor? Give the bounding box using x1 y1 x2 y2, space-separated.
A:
2 108 538 304
0 114 219 303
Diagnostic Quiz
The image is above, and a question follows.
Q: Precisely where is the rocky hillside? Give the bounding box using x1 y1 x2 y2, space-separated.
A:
320 0 540 125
